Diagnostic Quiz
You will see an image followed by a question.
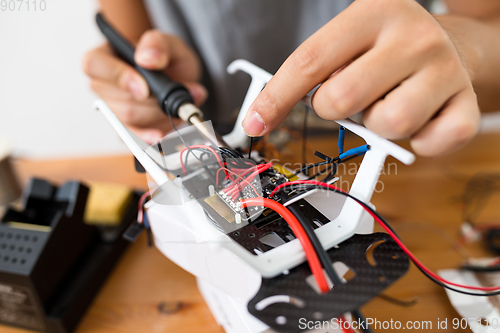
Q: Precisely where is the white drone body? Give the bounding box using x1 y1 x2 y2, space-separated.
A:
95 60 414 333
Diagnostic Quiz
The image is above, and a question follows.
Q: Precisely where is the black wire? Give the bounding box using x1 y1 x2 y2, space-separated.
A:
219 147 251 169
321 163 338 183
184 147 213 171
322 166 337 183
180 147 219 183
325 153 366 183
295 148 365 178
351 309 373 333
307 163 336 180
167 111 202 166
302 106 309 170
141 197 153 247
306 153 361 182
295 161 329 176
156 141 169 172
219 147 244 158
221 155 251 169
461 264 500 272
284 188 372 328
277 184 500 297
279 192 342 288
248 137 254 159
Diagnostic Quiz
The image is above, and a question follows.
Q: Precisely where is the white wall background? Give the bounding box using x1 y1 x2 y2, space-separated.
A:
0 0 130 159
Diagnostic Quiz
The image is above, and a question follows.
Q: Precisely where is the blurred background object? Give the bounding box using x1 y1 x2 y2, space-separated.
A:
0 138 21 211
0 1 129 159
0 178 140 332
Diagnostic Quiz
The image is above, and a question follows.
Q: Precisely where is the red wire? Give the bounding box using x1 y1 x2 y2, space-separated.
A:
230 162 271 174
222 163 272 193
180 145 225 175
217 163 268 186
215 168 227 185
219 167 261 197
137 190 152 224
243 164 273 185
339 315 355 333
225 171 261 197
241 198 330 293
274 180 500 293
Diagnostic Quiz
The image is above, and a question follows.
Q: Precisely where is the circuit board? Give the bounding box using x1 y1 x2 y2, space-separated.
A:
215 168 289 222
181 161 331 255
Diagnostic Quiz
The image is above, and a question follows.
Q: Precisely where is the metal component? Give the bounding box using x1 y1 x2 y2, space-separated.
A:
178 103 231 148
204 194 236 223
190 113 230 148
177 103 203 122
247 233 410 333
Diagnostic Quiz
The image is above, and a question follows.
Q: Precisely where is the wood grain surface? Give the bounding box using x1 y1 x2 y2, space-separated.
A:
3 131 500 333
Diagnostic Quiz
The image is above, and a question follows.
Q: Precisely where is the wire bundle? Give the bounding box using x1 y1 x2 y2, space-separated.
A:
271 180 500 297
295 146 369 182
241 197 330 292
180 144 225 175
220 163 272 199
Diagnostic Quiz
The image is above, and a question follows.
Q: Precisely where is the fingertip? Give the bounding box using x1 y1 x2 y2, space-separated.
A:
135 48 168 69
243 87 289 136
242 111 266 137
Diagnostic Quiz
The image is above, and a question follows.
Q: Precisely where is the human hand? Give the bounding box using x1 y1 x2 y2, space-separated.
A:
83 30 207 143
242 0 480 156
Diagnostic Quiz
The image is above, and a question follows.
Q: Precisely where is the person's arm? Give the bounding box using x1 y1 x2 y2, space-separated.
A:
99 0 152 43
242 0 500 156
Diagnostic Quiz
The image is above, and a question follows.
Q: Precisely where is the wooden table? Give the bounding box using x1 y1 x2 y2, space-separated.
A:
4 131 500 333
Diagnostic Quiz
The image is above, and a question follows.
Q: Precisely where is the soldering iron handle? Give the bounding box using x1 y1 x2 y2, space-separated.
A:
95 13 193 118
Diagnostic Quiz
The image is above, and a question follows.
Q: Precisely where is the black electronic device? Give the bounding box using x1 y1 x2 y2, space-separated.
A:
0 178 139 333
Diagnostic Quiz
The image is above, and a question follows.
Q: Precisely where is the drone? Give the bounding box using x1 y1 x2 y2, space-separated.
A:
96 58 417 333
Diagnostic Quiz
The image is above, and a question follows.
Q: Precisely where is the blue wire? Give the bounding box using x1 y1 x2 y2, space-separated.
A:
338 126 345 155
143 209 150 230
338 144 370 160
